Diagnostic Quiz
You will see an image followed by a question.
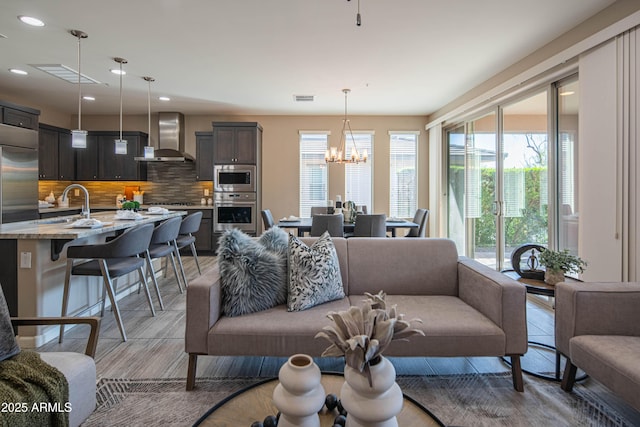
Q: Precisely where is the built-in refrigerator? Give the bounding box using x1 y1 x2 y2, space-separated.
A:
0 123 39 224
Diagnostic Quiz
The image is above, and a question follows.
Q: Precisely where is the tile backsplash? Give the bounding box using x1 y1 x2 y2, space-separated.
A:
39 162 213 206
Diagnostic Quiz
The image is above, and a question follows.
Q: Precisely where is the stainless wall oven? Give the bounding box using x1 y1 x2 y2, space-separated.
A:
214 164 256 192
213 192 257 233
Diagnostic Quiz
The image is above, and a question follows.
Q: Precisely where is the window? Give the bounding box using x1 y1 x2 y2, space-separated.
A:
299 132 328 217
345 132 373 210
389 132 418 218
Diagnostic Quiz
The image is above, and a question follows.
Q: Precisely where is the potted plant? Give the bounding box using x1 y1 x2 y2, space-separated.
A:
539 248 587 285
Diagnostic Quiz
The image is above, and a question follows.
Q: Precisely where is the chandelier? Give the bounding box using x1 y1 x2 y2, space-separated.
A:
325 89 368 164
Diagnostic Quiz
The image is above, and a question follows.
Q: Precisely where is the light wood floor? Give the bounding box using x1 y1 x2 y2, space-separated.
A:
36 254 563 380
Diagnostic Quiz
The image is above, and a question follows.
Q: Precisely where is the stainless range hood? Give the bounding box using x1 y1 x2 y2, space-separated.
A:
135 112 194 161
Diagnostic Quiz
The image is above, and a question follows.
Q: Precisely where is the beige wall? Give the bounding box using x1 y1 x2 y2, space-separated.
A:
44 112 428 222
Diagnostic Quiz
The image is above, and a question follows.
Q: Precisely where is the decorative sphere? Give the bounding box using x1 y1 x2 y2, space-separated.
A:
337 400 347 416
325 393 338 411
334 414 347 426
263 415 278 427
250 422 263 427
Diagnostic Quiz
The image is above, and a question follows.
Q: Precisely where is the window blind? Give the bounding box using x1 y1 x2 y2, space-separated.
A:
299 132 329 218
345 133 373 210
389 133 417 218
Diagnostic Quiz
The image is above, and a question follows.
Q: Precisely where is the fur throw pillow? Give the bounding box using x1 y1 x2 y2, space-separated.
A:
217 227 288 317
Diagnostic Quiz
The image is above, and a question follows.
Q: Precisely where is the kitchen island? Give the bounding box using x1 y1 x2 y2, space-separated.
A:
0 210 186 347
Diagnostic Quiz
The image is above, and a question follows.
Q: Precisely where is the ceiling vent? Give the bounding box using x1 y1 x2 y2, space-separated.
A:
30 64 101 84
294 95 315 102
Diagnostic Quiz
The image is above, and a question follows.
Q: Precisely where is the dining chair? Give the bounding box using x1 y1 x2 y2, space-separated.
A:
143 217 186 311
175 211 203 279
405 209 429 237
60 223 155 342
310 206 330 216
310 213 344 237
261 209 275 230
351 214 387 237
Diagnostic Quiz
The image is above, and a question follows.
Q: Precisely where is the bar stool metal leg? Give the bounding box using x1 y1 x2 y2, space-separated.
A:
98 260 127 342
144 251 165 310
173 240 189 289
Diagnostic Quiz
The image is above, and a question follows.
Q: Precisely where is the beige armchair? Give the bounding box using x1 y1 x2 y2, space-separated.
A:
555 281 640 412
12 316 100 427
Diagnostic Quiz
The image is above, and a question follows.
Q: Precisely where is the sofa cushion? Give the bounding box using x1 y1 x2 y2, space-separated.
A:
348 295 507 357
346 238 460 296
0 285 20 362
570 335 640 411
208 297 353 356
287 232 345 311
217 227 288 317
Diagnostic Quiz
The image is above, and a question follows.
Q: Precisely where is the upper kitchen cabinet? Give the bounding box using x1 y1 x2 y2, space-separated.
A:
38 124 74 180
75 134 99 180
96 131 148 180
212 122 262 164
0 100 39 130
195 131 213 181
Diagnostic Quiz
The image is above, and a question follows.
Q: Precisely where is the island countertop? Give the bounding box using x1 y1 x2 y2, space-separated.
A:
0 210 187 239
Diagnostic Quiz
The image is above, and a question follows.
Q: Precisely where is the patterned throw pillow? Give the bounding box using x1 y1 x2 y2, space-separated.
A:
287 232 345 312
218 227 289 317
0 284 20 361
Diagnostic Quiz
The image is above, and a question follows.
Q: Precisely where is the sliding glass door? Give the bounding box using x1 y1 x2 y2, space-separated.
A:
446 89 550 270
501 91 549 268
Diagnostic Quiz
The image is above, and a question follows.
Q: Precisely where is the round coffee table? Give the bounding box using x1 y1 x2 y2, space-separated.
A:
194 373 444 426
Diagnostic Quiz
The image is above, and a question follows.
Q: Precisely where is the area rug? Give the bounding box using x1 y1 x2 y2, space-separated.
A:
83 373 637 427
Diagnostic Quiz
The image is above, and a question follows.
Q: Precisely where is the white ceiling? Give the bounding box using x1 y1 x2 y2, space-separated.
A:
0 0 615 117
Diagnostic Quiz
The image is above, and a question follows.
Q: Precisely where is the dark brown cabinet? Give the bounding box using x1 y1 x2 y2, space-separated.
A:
1 101 39 130
75 134 99 180
38 124 74 180
195 131 213 181
212 122 262 164
96 132 148 180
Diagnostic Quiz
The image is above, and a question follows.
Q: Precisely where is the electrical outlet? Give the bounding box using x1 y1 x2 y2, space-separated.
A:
20 252 32 269
74 189 80 196
204 189 210 196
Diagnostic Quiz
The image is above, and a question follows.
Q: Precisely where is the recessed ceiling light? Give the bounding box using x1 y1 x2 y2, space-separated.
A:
9 68 28 75
83 95 95 101
159 96 170 101
18 15 45 27
110 69 126 75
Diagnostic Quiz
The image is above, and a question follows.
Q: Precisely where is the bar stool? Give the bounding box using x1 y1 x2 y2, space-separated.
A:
60 223 155 342
143 217 186 311
174 212 203 281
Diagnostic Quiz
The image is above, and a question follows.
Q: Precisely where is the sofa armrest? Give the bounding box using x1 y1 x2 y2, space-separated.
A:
555 281 640 356
185 265 222 355
457 257 528 355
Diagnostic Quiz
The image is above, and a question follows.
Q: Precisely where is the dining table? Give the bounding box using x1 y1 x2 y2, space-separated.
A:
276 216 418 237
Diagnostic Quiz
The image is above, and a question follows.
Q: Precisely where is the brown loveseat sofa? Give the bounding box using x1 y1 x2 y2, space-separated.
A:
556 281 640 411
185 237 528 391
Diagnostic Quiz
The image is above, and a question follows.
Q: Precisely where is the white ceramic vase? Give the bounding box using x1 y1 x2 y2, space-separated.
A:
273 354 326 427
340 356 403 427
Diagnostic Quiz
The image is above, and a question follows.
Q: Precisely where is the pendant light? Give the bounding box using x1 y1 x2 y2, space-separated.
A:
325 89 367 164
142 76 155 159
70 30 88 148
114 57 127 155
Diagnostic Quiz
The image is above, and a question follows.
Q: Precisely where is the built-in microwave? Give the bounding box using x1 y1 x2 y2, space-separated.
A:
214 164 256 192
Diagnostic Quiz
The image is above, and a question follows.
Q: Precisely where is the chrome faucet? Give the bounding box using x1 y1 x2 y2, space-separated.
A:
62 184 91 219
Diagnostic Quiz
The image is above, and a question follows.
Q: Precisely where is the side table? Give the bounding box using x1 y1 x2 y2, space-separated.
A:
502 270 585 382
